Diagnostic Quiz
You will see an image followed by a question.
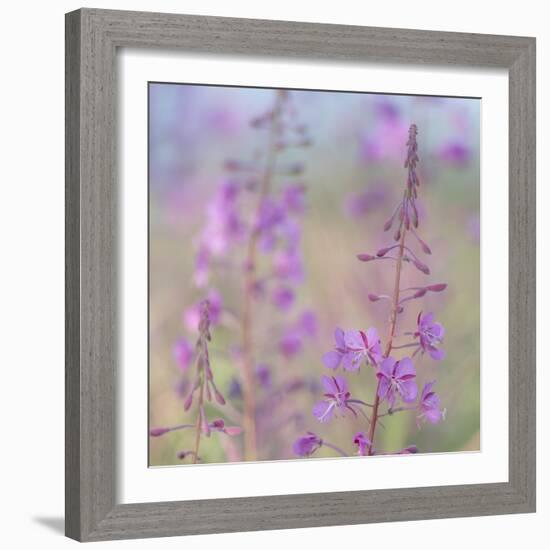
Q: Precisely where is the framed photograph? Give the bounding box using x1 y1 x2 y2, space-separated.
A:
65 8 536 542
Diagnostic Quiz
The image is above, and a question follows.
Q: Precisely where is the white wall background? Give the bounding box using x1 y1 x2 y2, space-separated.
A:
0 0 545 547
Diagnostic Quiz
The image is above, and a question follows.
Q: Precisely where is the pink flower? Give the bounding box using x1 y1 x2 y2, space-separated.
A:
282 183 306 214
438 141 471 167
323 327 382 371
415 312 445 360
344 182 391 219
195 180 245 280
279 329 302 359
184 289 222 332
271 286 295 311
293 432 322 457
353 432 371 456
313 375 357 423
172 338 193 372
272 249 304 282
376 357 418 406
417 381 444 424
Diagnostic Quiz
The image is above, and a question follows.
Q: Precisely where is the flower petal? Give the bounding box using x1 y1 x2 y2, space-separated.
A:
334 327 346 348
344 330 364 350
323 350 342 370
430 323 445 339
379 356 397 377
395 357 416 379
399 379 418 403
313 400 334 423
366 327 380 347
320 375 336 394
429 347 445 361
334 375 349 394
342 351 360 372
419 312 434 327
377 376 391 400
420 380 436 401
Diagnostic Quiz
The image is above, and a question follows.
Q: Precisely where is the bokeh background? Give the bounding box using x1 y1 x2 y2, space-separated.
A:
149 83 480 466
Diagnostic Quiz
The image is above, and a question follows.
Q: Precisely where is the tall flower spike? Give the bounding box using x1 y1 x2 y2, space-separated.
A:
304 124 447 460
239 89 314 461
185 300 232 463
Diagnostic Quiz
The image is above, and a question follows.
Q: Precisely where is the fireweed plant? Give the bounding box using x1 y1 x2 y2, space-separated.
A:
152 89 317 463
293 124 446 459
149 300 242 463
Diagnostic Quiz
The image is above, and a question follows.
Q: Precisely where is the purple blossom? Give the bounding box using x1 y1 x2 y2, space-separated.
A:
257 197 286 230
293 432 322 457
255 363 272 390
172 337 194 372
323 327 382 371
184 290 222 332
280 218 302 253
272 249 304 282
279 329 303 359
194 245 211 288
353 432 371 456
228 378 242 399
271 286 295 311
277 311 318 361
197 180 245 266
375 98 401 122
297 310 318 338
313 375 357 423
376 356 418 406
204 107 240 134
344 182 391 219
438 141 471 167
359 109 408 164
417 381 444 424
282 183 306 214
414 312 445 360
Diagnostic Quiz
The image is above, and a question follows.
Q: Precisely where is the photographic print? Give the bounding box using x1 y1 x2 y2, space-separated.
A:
148 83 480 467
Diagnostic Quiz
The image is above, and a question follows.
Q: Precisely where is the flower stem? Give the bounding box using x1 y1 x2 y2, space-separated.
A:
378 405 416 418
323 441 348 457
241 90 285 462
192 374 205 464
367 224 407 455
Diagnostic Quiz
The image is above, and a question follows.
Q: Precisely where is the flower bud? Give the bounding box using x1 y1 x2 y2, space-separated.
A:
427 283 447 292
214 388 226 406
413 259 430 275
357 253 375 262
183 392 193 411
421 243 431 255
413 288 427 298
149 427 170 437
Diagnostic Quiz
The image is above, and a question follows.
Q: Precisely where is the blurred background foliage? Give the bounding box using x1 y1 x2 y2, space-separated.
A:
149 83 480 466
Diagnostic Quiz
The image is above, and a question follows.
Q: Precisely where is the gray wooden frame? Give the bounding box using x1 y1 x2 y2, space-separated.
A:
65 7 536 542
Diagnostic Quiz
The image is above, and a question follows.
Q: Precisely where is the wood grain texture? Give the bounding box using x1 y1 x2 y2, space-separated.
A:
65 8 536 542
